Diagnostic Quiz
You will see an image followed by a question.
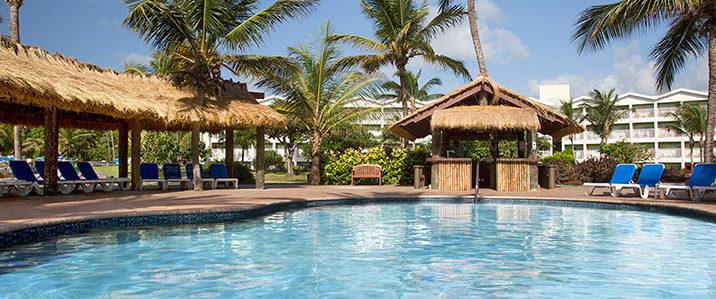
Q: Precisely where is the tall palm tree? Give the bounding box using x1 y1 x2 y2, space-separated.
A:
438 0 487 74
573 1 716 163
6 0 23 160
378 70 443 114
124 0 318 190
558 98 585 154
665 103 707 165
580 88 629 147
332 0 469 147
255 22 382 185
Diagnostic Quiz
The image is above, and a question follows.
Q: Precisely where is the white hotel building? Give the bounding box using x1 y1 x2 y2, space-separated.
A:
538 85 712 168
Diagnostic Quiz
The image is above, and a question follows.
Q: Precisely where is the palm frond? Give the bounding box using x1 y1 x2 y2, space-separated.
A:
649 14 706 92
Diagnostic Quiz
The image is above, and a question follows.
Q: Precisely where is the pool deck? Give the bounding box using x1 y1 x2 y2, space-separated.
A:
2 184 716 235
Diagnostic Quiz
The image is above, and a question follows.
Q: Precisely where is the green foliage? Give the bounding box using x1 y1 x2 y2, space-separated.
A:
580 89 629 145
321 129 380 155
142 131 209 163
377 70 443 113
321 146 429 185
264 150 285 169
599 141 653 164
576 157 619 183
543 150 576 165
233 162 255 184
0 124 13 156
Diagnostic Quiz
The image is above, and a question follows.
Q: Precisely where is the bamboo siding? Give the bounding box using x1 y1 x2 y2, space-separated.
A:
428 158 472 191
496 158 539 191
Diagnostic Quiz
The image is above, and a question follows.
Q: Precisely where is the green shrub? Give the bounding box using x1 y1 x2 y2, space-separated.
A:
321 146 430 185
211 161 255 184
264 150 284 170
599 141 653 164
543 149 575 165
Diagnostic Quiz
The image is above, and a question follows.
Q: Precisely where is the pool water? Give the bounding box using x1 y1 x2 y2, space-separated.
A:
1 202 716 298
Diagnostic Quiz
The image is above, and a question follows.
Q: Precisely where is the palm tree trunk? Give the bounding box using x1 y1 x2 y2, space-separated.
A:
191 89 204 191
284 144 295 177
690 139 695 167
569 135 575 153
105 132 112 162
309 130 322 185
705 21 716 163
398 62 409 148
467 0 487 75
8 0 23 160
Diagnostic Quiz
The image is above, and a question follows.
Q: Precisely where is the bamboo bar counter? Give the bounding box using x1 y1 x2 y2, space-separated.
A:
494 158 540 192
427 157 472 191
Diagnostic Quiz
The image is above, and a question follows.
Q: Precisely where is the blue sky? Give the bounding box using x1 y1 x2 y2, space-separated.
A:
0 0 706 98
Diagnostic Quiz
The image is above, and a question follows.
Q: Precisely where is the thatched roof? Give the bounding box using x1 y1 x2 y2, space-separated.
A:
389 74 584 141
432 106 540 131
0 38 284 132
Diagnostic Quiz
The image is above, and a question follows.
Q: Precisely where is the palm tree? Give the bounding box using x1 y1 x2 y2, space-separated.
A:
438 0 487 74
6 0 23 160
124 0 318 190
378 70 443 114
123 62 152 74
58 129 94 159
558 98 585 153
332 0 469 147
665 103 707 165
267 99 307 177
573 1 716 163
255 22 382 185
580 89 629 147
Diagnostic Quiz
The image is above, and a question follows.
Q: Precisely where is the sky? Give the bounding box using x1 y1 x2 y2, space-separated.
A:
0 0 707 99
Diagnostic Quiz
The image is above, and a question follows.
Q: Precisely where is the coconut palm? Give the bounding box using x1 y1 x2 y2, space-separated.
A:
255 22 382 185
580 89 629 147
332 0 469 147
123 62 152 74
378 70 443 114
558 98 585 153
573 1 716 163
124 0 318 190
438 0 487 74
665 103 707 165
58 129 94 159
6 0 23 160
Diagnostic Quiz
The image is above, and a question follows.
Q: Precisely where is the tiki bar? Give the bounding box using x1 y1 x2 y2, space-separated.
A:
389 74 584 192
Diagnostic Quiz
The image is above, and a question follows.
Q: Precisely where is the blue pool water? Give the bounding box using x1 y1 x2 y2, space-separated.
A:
1 202 716 297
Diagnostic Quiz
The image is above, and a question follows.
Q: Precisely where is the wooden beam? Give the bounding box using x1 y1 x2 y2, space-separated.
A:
225 128 234 178
43 107 59 196
118 124 129 178
431 127 441 157
527 128 537 158
255 127 265 190
131 122 141 191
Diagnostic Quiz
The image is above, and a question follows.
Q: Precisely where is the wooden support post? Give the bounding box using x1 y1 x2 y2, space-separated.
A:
527 128 537 158
440 130 449 157
43 107 59 196
118 124 129 178
131 123 141 191
430 128 441 190
256 127 265 189
490 134 499 161
431 128 441 158
518 133 525 158
225 128 234 178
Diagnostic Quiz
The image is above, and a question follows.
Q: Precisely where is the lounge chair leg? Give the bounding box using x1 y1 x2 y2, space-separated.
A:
640 186 649 199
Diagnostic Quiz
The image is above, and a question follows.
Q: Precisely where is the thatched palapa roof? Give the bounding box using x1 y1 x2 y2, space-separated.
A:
388 74 584 141
0 38 284 132
431 106 540 131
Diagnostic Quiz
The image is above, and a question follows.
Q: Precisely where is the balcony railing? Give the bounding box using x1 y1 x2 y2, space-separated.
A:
633 107 655 118
658 148 681 159
609 130 629 140
633 129 655 138
574 151 584 160
658 128 682 138
658 106 678 117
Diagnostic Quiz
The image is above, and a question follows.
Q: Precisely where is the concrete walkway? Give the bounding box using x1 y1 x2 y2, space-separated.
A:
2 184 716 234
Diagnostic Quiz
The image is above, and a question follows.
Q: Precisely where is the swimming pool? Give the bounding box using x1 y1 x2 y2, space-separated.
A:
1 201 715 297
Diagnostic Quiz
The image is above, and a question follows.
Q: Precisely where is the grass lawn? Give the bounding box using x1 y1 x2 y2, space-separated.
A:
94 165 120 178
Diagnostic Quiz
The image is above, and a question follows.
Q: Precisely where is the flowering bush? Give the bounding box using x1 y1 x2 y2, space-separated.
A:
321 146 430 185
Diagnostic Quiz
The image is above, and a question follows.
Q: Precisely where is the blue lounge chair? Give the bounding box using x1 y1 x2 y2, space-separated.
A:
209 163 238 189
8 161 43 196
57 161 97 193
657 164 716 201
186 163 215 189
34 161 80 195
163 163 192 189
139 163 167 191
76 162 130 191
610 164 665 198
584 164 637 196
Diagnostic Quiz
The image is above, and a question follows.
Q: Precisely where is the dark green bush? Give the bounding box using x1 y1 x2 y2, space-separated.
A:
599 141 653 164
321 146 430 185
543 149 575 165
576 157 618 183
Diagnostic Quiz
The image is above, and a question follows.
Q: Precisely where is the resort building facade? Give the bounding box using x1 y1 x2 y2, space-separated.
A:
543 88 712 168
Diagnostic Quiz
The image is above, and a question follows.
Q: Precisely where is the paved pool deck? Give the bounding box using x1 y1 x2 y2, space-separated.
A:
2 184 716 235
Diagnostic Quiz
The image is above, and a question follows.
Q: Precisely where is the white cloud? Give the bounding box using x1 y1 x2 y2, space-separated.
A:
674 54 708 91
527 43 656 98
430 0 529 64
116 52 152 67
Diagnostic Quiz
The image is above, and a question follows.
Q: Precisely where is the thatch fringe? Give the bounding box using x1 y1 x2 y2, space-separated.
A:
431 106 540 131
0 38 284 131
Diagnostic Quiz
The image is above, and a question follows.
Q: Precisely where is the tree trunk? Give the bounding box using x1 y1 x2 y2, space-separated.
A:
284 144 295 177
690 139 695 167
467 0 487 75
308 130 322 185
191 89 205 191
256 127 265 189
9 0 23 160
106 132 112 162
43 107 58 196
398 62 409 148
225 128 234 178
130 123 141 190
705 21 716 163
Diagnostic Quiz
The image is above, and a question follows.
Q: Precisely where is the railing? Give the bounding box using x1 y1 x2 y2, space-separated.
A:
658 148 681 159
658 105 678 117
585 131 600 140
633 107 655 118
573 151 584 160
609 130 630 140
633 128 655 138
616 109 630 120
658 128 682 138
586 150 600 159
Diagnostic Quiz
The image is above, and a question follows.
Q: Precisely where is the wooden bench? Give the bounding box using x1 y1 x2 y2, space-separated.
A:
351 164 382 186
